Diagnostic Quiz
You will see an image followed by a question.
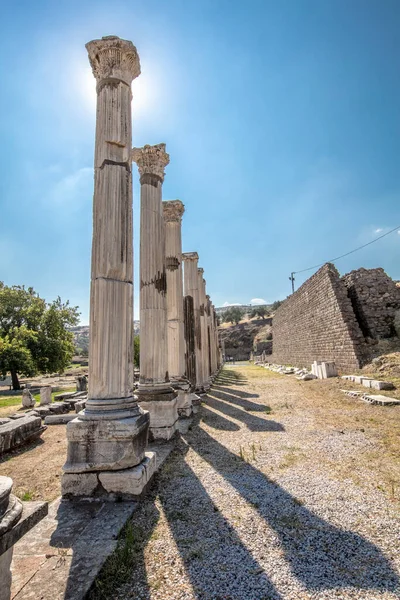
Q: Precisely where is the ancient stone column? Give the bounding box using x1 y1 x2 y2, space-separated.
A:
208 299 217 377
163 200 194 417
198 269 211 391
132 144 178 440
62 36 151 499
183 253 204 394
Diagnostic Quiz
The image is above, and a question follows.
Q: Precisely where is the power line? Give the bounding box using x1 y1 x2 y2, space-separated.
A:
293 225 400 276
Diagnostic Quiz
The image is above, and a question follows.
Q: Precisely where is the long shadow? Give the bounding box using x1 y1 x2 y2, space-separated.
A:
157 441 283 600
210 387 266 412
185 419 399 594
212 384 260 399
201 405 241 431
206 393 284 433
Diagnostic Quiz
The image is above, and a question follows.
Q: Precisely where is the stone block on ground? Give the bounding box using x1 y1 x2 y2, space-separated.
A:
48 402 70 414
74 400 86 413
21 389 35 409
0 416 46 455
370 380 395 391
44 414 77 425
39 387 52 406
362 394 400 406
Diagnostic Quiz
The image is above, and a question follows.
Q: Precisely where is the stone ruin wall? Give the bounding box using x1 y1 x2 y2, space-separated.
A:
342 267 400 339
272 263 366 371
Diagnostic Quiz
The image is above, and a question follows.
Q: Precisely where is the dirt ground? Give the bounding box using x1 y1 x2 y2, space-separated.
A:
0 424 66 501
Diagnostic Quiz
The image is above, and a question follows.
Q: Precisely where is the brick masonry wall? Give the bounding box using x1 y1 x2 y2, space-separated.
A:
342 268 400 339
272 263 366 371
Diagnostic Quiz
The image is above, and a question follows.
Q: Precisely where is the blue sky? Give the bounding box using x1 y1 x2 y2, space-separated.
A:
0 0 399 323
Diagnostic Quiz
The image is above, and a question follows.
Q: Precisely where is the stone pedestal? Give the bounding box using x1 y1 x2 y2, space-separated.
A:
0 476 47 600
62 36 150 499
132 144 178 440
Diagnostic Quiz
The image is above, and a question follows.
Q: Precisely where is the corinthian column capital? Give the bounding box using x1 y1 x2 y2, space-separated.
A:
86 35 141 86
132 143 170 183
163 200 185 223
182 252 199 262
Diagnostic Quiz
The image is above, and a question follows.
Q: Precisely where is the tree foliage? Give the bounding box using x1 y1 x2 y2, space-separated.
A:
223 307 244 325
0 283 79 389
134 335 140 369
271 300 283 312
250 306 270 320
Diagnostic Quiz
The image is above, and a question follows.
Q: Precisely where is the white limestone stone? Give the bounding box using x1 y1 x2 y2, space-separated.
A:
22 389 35 409
61 472 99 497
98 452 156 496
39 387 52 406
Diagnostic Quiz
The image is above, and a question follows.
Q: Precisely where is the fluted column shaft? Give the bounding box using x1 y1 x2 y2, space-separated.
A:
198 270 210 388
132 144 178 440
163 201 186 379
63 37 149 488
183 253 203 390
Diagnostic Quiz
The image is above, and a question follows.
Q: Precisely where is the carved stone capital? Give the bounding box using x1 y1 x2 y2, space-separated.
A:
182 252 199 262
163 200 185 223
86 36 140 86
132 144 170 182
198 268 204 275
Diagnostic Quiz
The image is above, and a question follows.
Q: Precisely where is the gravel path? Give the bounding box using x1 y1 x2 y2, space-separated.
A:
97 365 400 600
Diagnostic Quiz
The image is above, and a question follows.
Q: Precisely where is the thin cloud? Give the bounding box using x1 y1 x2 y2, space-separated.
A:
250 298 267 305
374 228 383 233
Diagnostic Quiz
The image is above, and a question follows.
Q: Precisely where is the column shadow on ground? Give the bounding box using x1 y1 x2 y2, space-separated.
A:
86 367 398 599
186 373 399 595
205 393 284 432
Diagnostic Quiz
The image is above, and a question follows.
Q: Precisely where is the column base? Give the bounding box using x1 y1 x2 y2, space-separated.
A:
63 410 149 474
62 452 156 500
137 385 178 441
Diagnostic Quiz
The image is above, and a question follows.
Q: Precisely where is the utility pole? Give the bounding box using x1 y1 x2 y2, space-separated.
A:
289 272 295 294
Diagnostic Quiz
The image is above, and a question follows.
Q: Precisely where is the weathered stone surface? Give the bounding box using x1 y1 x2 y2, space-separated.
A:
0 416 45 455
63 36 149 492
370 380 395 390
48 402 70 414
138 397 178 436
362 394 400 406
11 498 136 600
44 414 77 425
61 472 99 498
0 547 12 600
0 500 47 556
98 452 156 496
272 263 366 371
21 390 35 409
39 387 52 406
63 411 149 473
74 399 86 413
183 253 203 390
342 267 400 339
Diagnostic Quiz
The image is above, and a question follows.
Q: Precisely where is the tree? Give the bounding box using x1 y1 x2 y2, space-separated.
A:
223 307 244 325
250 306 269 320
0 283 79 390
271 300 283 312
134 335 140 369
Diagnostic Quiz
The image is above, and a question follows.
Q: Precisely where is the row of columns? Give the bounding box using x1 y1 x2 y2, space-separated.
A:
62 35 221 499
132 142 222 440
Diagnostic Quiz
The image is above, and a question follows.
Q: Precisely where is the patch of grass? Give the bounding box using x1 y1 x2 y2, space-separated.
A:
0 396 23 409
279 446 303 470
19 490 34 501
88 521 145 600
